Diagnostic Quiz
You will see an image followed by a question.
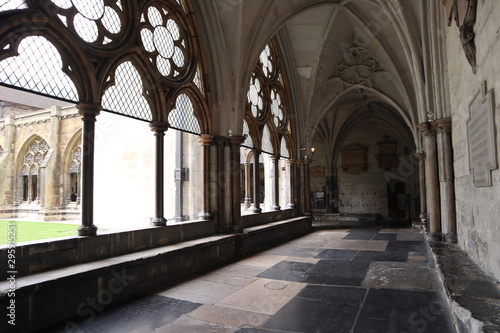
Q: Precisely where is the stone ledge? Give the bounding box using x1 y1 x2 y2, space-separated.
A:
0 217 311 332
429 241 500 333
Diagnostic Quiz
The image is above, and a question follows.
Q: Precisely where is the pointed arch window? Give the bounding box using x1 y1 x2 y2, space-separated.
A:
68 145 82 202
0 36 78 102
102 61 153 121
168 93 201 134
20 138 49 202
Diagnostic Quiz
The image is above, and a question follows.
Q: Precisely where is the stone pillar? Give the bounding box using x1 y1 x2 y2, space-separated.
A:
43 106 62 210
270 155 280 211
229 136 245 232
198 134 214 221
77 103 100 236
149 122 169 227
251 149 262 214
215 136 229 233
304 159 312 215
435 118 457 243
244 161 252 209
1 116 16 205
298 160 305 214
414 150 427 225
285 159 295 209
417 122 441 235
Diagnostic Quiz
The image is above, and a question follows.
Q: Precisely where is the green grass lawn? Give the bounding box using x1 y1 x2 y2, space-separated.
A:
0 220 78 245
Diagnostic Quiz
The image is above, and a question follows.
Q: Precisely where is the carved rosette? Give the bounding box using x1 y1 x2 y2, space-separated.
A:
335 46 376 85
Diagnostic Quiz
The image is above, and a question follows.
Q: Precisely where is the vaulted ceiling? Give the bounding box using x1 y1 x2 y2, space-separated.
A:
194 0 437 157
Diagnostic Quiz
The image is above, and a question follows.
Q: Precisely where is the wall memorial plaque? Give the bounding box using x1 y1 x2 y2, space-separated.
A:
467 82 497 187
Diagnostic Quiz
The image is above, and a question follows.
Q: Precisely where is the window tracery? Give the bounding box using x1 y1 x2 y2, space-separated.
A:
21 139 50 176
0 0 209 133
245 39 293 158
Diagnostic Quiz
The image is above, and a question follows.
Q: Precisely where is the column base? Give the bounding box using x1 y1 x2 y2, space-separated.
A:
444 233 458 244
198 212 212 221
286 203 296 209
244 198 252 210
232 225 244 233
151 217 167 226
272 205 281 211
77 224 98 236
428 232 444 242
252 207 262 214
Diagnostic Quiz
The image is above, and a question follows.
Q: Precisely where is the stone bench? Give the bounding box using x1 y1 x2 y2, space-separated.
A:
0 217 311 332
429 241 500 333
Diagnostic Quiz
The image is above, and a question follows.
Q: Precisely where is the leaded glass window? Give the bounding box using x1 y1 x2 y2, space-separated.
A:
280 136 289 159
168 93 201 134
245 40 292 158
102 61 153 121
0 36 78 101
140 2 189 80
242 120 253 148
0 0 27 12
50 0 124 46
261 125 273 154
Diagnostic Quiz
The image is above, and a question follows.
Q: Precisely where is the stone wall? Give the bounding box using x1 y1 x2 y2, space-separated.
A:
446 1 500 280
336 119 417 220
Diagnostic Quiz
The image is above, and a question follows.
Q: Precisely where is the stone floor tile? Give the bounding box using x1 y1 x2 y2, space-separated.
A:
362 261 432 290
51 295 201 333
360 240 388 251
342 228 380 240
237 255 289 268
322 239 365 250
211 263 269 279
315 249 359 260
216 278 306 315
264 285 366 333
154 315 237 333
235 328 286 333
274 247 323 258
284 256 320 264
257 261 314 282
353 289 453 333
188 304 270 328
298 260 371 286
408 251 428 263
386 240 426 253
396 232 425 241
158 280 242 304
373 233 398 240
352 250 408 262
200 272 257 287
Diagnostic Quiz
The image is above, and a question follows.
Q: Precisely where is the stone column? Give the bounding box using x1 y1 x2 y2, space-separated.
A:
150 122 169 227
417 122 441 235
244 161 252 209
304 159 312 215
215 136 229 233
270 155 280 211
198 134 214 221
435 118 457 243
285 159 295 209
414 150 427 225
2 116 16 205
298 160 305 214
229 136 245 232
251 149 262 214
77 103 100 236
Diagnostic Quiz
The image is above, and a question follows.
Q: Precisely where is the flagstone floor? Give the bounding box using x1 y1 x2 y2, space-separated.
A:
48 227 456 333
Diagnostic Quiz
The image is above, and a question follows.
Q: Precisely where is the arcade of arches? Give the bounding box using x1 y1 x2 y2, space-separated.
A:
0 0 500 331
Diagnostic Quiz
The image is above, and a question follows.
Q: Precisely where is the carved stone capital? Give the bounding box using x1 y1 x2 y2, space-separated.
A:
149 121 169 133
198 134 214 146
434 117 452 133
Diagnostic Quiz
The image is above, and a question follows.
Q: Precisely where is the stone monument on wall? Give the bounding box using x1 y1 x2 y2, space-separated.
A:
467 82 497 187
